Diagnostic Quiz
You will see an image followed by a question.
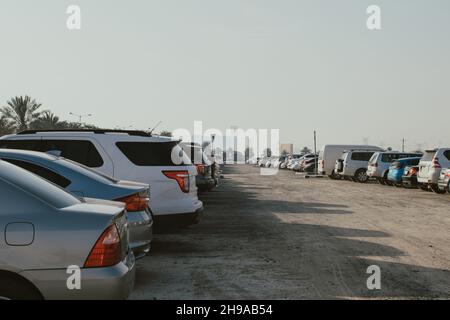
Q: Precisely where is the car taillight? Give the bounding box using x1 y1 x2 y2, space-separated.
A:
195 164 205 175
115 191 149 212
408 167 418 176
84 224 122 268
432 157 441 168
163 170 190 193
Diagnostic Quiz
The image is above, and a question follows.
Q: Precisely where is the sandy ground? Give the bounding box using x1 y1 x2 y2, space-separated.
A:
130 165 450 300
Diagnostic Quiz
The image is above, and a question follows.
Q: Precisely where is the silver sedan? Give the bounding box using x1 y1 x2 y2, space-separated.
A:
0 160 135 299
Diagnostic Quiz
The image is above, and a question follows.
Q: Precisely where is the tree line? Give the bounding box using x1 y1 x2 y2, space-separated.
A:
0 96 97 136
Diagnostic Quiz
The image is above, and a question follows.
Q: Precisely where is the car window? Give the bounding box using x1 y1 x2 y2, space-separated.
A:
368 153 378 164
444 150 450 161
58 158 118 184
351 152 373 161
1 158 71 188
0 139 104 168
0 160 80 209
116 141 191 166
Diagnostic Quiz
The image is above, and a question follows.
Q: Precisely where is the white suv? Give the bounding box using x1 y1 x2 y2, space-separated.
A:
0 130 204 224
367 151 423 185
417 148 450 193
334 150 378 183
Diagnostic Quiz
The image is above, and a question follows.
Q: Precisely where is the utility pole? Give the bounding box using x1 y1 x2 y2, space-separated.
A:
402 138 405 152
314 130 317 174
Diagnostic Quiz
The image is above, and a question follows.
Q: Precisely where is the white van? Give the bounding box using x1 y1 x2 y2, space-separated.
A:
318 145 383 179
0 130 204 225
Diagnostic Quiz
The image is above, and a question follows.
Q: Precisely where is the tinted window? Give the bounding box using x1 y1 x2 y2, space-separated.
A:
351 152 374 161
444 150 450 161
2 159 71 188
0 160 80 209
116 141 190 166
407 158 421 166
381 153 422 162
0 139 104 168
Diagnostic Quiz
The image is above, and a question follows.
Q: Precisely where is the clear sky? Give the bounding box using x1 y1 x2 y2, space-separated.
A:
1 0 449 152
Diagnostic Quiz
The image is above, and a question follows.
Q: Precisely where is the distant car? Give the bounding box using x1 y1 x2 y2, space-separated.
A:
417 148 450 193
335 150 378 183
367 152 423 185
401 165 420 189
0 160 135 300
0 148 153 258
181 143 216 192
271 156 287 169
302 158 319 173
0 129 203 225
293 154 316 172
437 168 450 193
387 157 422 187
318 145 383 179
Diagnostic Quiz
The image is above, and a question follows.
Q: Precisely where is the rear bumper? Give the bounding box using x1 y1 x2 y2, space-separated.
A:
438 177 449 190
127 210 153 258
402 175 418 187
154 206 204 227
20 253 136 300
196 176 216 191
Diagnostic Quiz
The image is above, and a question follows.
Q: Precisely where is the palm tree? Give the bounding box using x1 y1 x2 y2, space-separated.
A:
34 111 61 129
1 96 43 131
0 116 14 136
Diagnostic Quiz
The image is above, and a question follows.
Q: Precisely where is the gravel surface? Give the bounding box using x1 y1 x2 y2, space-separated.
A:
130 165 450 300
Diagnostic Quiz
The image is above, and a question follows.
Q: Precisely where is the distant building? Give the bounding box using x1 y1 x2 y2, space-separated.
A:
280 143 293 155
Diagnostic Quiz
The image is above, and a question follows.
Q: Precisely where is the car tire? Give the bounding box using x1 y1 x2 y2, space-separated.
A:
419 184 429 191
377 178 386 185
430 184 446 194
329 170 342 180
385 180 394 186
355 169 369 183
0 275 42 300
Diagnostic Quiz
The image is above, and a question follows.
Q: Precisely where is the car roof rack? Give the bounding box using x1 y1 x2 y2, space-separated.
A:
17 129 152 137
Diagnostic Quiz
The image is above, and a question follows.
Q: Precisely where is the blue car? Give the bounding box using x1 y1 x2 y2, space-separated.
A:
387 157 422 186
0 148 153 258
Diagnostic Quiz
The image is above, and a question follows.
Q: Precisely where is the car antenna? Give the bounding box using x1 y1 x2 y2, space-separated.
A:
149 121 162 135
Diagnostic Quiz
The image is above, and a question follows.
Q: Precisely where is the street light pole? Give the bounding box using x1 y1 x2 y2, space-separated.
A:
69 112 92 125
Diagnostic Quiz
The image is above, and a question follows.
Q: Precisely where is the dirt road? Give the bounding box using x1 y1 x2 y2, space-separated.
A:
131 165 450 299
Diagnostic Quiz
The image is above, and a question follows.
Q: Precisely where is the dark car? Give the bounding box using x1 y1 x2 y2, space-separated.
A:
181 143 217 192
402 165 420 189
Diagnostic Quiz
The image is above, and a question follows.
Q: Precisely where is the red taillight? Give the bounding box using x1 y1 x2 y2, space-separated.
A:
408 167 418 176
115 191 149 212
195 164 205 175
84 225 122 268
163 170 190 193
432 157 441 168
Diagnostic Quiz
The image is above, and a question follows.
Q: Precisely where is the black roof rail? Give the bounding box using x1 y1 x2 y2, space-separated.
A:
17 129 152 137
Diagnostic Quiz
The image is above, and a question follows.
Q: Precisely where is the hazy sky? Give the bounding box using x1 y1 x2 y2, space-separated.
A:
1 0 449 152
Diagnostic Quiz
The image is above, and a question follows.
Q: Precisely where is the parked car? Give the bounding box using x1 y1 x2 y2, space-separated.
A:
271 156 287 169
387 157 422 187
0 129 203 226
401 165 420 189
259 157 270 167
335 150 378 182
302 158 319 173
0 148 153 258
281 154 301 169
318 145 383 179
181 142 216 192
367 152 423 185
417 148 450 193
293 154 316 172
437 168 450 193
0 160 135 299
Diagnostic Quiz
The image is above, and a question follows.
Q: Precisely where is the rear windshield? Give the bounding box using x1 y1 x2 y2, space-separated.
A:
59 158 118 184
0 160 80 209
422 151 437 161
369 153 379 164
116 141 191 166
